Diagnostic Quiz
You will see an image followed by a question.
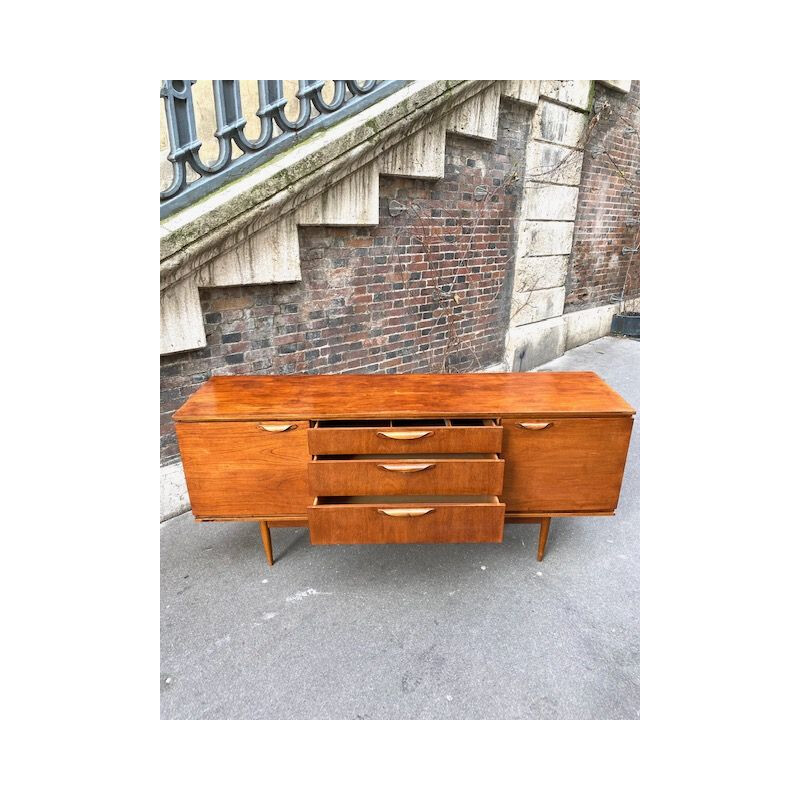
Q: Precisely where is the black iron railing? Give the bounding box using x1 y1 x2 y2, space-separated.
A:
160 80 409 219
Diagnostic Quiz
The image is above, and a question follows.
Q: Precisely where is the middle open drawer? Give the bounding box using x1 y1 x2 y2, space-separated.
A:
309 453 504 496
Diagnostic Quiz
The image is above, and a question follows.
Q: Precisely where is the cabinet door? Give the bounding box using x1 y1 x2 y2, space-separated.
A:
500 417 633 512
176 421 311 517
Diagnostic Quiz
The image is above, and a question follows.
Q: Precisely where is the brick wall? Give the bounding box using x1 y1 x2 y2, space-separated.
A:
564 80 640 311
160 101 529 465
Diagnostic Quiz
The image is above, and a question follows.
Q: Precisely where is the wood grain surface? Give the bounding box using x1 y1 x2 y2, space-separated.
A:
500 417 633 511
309 497 505 544
173 372 635 422
176 421 312 517
307 421 502 455
308 456 504 496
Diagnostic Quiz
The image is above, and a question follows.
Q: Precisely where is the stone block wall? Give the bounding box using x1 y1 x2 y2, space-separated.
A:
565 80 640 310
160 101 529 466
505 81 594 370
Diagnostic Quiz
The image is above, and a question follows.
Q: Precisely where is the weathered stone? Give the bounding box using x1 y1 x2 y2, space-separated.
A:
526 141 583 185
507 317 566 371
297 163 379 226
161 461 190 521
500 80 540 106
533 100 588 148
513 255 569 292
539 80 593 111
198 214 301 287
563 303 620 350
511 286 566 326
520 220 574 256
161 277 205 354
447 84 500 141
381 120 447 179
521 183 579 221
621 297 640 313
597 80 632 93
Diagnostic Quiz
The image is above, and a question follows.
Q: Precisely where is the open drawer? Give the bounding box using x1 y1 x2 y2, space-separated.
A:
307 418 502 456
309 453 504 496
308 495 505 544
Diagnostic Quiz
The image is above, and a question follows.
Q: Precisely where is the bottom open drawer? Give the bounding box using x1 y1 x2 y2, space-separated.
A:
308 495 505 545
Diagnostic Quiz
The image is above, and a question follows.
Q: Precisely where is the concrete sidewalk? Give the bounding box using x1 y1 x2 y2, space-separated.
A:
160 336 640 719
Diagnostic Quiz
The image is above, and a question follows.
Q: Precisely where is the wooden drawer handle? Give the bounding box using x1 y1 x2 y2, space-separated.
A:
378 463 434 472
517 422 551 431
259 424 297 432
378 508 435 517
378 431 433 440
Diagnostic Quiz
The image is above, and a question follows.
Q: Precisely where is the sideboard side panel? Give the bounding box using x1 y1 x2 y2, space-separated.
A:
176 421 311 517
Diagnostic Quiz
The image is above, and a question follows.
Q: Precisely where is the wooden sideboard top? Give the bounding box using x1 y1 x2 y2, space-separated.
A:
173 372 635 422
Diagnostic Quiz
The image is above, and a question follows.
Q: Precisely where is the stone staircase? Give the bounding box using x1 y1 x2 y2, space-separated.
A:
160 79 631 363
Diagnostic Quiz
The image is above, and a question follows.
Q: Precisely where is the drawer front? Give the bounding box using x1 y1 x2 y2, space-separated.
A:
308 423 502 456
309 499 505 544
176 421 311 517
500 417 633 512
309 457 504 496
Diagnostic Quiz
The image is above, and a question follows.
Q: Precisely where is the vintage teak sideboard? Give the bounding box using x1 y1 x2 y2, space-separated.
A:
173 373 635 567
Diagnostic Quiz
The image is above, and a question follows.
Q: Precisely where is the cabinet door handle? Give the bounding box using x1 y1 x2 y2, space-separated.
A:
517 422 551 431
378 431 432 440
259 424 297 432
378 508 435 517
378 463 434 472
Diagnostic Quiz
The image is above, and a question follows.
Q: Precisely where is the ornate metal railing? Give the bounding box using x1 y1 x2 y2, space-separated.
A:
160 80 409 219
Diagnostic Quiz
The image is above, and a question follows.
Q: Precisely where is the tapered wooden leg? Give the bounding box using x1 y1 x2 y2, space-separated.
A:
259 520 274 566
537 517 551 562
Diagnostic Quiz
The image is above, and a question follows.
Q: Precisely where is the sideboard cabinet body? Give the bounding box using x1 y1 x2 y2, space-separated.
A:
174 373 634 554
